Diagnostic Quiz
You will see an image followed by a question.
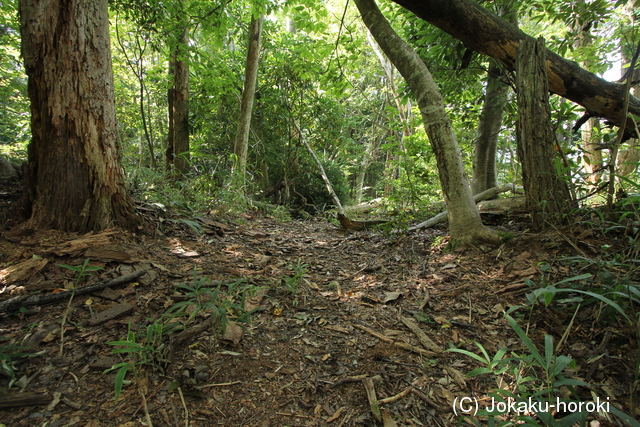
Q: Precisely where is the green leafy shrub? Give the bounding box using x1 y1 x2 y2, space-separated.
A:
448 313 638 426
105 270 257 400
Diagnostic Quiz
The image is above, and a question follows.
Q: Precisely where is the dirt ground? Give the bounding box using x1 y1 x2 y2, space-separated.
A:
0 202 638 426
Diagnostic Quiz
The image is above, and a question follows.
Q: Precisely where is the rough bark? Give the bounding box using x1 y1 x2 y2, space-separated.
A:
233 14 263 181
390 0 640 137
19 0 140 232
355 0 500 245
471 60 509 195
516 38 575 230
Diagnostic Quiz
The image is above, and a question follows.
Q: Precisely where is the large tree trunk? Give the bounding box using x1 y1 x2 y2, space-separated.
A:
19 0 140 232
389 0 640 136
355 0 500 245
233 14 263 182
166 25 190 176
516 38 575 230
471 60 509 195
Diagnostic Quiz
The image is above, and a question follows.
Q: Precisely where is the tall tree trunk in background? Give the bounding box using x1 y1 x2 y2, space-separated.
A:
18 0 140 232
516 38 575 230
355 0 500 245
471 60 509 195
616 1 640 179
572 2 602 184
233 14 263 183
166 25 190 176
389 0 640 135
166 81 175 171
581 118 603 183
114 22 156 169
471 1 516 196
355 101 386 203
367 34 411 198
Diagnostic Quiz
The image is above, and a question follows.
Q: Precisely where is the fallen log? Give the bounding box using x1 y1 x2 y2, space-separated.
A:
478 195 527 214
408 184 519 231
0 269 146 314
337 213 390 231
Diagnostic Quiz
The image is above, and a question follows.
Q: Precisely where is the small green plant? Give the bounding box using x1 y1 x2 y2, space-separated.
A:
104 320 180 400
281 259 308 294
58 258 104 287
0 337 33 381
105 270 257 401
168 270 256 331
449 312 639 426
449 313 589 426
271 205 292 223
171 218 204 236
58 259 104 356
524 268 631 324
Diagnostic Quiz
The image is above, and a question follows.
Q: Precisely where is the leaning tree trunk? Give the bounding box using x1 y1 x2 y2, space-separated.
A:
18 0 140 232
471 60 509 195
233 14 263 183
355 0 500 245
390 0 640 136
516 38 575 230
292 119 345 213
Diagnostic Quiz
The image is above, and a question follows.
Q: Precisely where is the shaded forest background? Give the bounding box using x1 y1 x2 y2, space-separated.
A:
1 0 638 222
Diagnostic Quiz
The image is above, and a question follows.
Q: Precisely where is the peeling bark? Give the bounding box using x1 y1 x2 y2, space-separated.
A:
19 0 140 232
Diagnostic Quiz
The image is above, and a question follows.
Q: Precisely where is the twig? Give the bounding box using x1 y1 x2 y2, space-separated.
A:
178 387 189 427
556 304 580 353
397 316 442 353
59 288 76 357
362 377 381 422
411 387 439 408
140 389 154 427
197 380 242 389
0 269 146 314
353 323 437 356
379 387 412 404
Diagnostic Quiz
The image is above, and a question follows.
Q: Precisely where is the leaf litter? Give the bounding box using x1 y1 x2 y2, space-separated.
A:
0 211 636 426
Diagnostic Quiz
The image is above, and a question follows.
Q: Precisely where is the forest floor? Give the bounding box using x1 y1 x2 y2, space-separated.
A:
0 195 638 426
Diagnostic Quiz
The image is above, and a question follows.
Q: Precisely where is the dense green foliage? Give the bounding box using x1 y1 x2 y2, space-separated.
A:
0 0 638 218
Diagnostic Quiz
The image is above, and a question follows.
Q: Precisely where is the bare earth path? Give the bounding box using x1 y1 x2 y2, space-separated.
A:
0 213 635 426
